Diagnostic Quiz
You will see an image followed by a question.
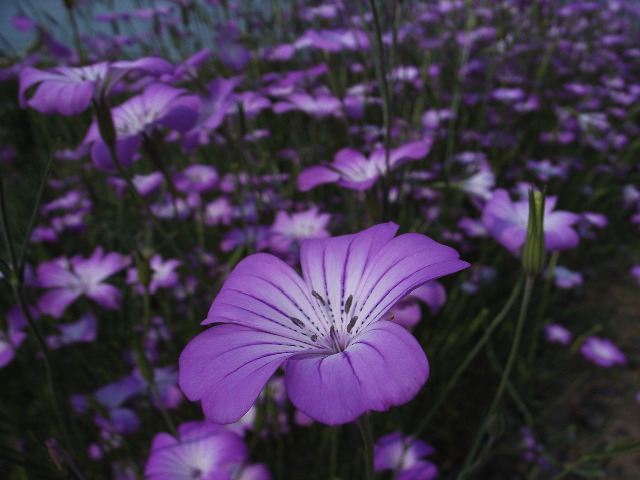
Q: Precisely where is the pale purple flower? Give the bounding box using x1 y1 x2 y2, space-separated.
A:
129 172 164 196
552 266 583 289
80 82 200 170
37 247 130 318
374 432 438 480
126 254 181 295
201 197 233 226
630 265 640 285
268 207 331 255
298 141 432 192
46 312 97 350
481 189 580 252
580 336 626 367
386 282 447 330
295 28 369 52
0 328 27 368
19 57 173 116
544 324 572 345
272 91 342 118
144 421 249 480
174 165 218 193
179 223 468 425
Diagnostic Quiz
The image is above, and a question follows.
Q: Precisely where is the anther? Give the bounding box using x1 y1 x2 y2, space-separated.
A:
346 316 358 333
344 295 353 314
289 316 304 328
311 290 326 306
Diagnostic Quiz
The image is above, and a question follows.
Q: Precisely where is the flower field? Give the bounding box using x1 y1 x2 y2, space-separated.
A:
1 1 640 479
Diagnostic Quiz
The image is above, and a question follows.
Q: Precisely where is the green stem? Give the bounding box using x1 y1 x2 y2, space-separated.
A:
457 274 535 479
357 414 375 480
412 275 523 440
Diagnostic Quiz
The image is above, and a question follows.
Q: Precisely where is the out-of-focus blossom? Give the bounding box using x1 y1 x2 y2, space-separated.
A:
173 165 218 193
46 312 97 349
127 254 181 295
268 207 331 255
481 189 580 252
386 281 447 330
295 28 369 52
544 324 572 345
144 421 249 480
80 82 200 170
630 265 640 285
273 91 342 118
520 427 551 470
580 336 626 367
298 141 432 192
552 266 583 289
374 432 438 480
37 247 130 318
19 58 173 116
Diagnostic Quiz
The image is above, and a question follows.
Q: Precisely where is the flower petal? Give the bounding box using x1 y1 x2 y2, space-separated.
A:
285 321 429 425
300 223 399 332
38 288 82 318
178 324 302 424
354 232 469 329
205 253 320 342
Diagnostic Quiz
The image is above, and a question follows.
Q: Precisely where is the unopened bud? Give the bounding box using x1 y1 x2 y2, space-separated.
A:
522 189 546 275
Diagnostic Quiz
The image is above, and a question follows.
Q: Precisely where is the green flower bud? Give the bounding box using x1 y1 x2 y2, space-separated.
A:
522 189 546 275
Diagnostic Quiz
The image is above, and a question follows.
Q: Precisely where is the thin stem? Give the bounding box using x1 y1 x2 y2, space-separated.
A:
457 274 535 479
412 275 523 440
357 414 375 480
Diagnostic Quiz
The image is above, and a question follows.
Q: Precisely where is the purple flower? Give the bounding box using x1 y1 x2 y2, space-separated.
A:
552 266 583 289
631 265 640 285
481 189 580 252
268 207 331 255
126 254 181 295
374 432 438 480
80 82 200 170
144 421 249 480
544 324 572 345
37 247 130 318
173 164 218 193
19 57 173 116
179 223 469 425
580 336 626 368
46 312 97 350
298 141 432 192
0 327 27 368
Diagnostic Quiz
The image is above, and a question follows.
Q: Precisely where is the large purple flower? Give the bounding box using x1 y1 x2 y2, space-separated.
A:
298 141 432 192
179 223 469 425
19 57 173 116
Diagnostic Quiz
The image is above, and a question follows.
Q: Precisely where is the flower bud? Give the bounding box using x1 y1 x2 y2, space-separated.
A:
522 189 546 275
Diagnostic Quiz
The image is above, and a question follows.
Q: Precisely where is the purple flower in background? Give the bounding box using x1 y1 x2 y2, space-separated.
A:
580 336 626 368
374 432 438 480
0 328 27 368
273 91 342 118
552 266 583 289
481 189 580 252
631 265 640 285
386 281 447 330
179 223 468 425
126 254 181 295
173 164 218 193
144 421 249 480
544 324 572 345
37 247 130 318
19 57 173 116
46 312 97 350
268 207 331 255
298 141 432 192
80 82 200 170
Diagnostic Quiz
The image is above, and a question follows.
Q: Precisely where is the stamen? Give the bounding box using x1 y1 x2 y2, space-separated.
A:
346 316 358 333
344 295 353 314
311 290 326 306
289 316 304 328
